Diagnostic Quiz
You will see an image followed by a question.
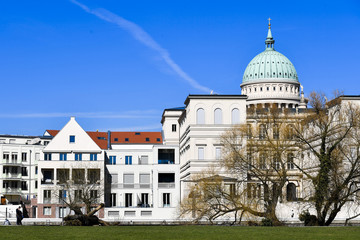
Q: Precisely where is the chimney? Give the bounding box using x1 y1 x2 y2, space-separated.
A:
107 131 111 150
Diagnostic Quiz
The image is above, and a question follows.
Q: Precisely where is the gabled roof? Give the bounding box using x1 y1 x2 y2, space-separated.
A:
45 130 163 149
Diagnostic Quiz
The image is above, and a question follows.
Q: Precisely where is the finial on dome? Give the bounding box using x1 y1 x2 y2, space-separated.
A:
265 18 275 50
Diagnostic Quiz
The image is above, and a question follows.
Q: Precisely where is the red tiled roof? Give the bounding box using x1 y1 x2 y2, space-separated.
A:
110 132 162 144
46 130 59 136
45 130 163 150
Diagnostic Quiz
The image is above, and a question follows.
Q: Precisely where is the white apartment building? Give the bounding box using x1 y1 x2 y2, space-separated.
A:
0 135 50 215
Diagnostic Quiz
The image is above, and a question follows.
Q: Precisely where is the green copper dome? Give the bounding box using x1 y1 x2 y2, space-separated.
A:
242 22 298 84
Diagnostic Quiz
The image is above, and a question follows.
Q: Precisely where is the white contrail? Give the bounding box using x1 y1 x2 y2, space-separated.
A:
70 0 212 93
0 111 159 119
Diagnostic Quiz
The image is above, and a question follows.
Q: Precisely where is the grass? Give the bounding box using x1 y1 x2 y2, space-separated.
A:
1 225 360 240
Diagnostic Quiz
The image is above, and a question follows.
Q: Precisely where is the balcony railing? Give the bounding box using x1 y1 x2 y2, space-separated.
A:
2 160 21 166
3 187 22 195
111 183 152 189
43 198 51 204
2 173 22 180
41 179 54 184
158 183 175 189
158 159 174 164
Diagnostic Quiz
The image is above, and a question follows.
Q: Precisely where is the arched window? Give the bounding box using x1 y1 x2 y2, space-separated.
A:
214 108 222 124
286 183 297 201
231 108 240 124
196 108 205 124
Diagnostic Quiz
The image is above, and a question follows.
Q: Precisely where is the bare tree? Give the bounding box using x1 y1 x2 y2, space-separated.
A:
181 106 301 225
294 92 360 226
55 166 107 225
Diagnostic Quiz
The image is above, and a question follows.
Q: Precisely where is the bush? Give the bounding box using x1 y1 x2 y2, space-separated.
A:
261 218 273 226
299 211 318 226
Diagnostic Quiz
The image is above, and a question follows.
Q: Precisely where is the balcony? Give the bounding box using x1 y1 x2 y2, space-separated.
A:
3 187 22 195
2 160 21 166
111 183 152 189
158 183 175 189
2 173 22 180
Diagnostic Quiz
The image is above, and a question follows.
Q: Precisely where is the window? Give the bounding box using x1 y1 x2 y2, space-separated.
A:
145 138 150 142
59 190 67 203
69 135 75 143
125 138 129 142
198 147 204 160
21 181 28 190
21 167 28 176
247 124 252 139
11 153 18 161
111 174 118 184
139 174 150 188
156 138 161 142
35 181 38 189
140 155 148 165
273 125 279 140
109 156 116 165
90 190 98 200
259 152 267 169
158 149 175 164
214 108 222 124
287 153 295 170
114 138 118 142
163 193 170 207
259 124 266 140
110 193 116 207
231 108 240 124
90 154 97 161
21 152 27 162
172 124 177 132
75 153 82 161
196 108 205 124
215 147 221 160
123 174 134 188
88 169 100 184
74 190 83 202
286 125 295 140
43 207 51 216
59 207 66 218
141 193 149 206
125 193 132 207
43 190 51 203
44 153 52 161
35 166 38 175
273 153 281 170
60 153 67 161
125 156 132 165
286 183 297 201
3 153 9 160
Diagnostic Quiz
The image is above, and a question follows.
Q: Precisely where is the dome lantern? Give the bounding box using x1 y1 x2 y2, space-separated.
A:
265 18 275 50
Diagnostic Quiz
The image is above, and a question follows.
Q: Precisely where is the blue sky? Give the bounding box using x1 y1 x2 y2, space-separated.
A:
0 0 359 135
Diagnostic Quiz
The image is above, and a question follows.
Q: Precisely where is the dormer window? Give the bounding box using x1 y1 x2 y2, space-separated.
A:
69 135 75 143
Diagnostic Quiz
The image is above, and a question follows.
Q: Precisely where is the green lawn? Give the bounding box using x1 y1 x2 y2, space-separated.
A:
0 225 359 240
